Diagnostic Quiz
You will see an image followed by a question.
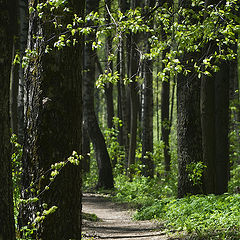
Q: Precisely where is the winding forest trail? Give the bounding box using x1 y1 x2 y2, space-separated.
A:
82 193 170 240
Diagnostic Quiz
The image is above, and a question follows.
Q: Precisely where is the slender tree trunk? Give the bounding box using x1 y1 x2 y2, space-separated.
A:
141 0 154 177
0 0 16 239
83 0 114 189
127 0 144 175
128 32 139 175
21 1 83 239
104 0 114 129
118 0 130 169
161 80 171 172
160 0 173 173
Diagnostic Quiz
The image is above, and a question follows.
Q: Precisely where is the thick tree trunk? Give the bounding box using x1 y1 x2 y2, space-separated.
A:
177 72 203 198
177 0 203 198
21 2 83 239
83 0 114 189
0 0 16 239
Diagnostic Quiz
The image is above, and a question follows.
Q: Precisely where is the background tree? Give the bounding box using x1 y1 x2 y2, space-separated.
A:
141 0 155 178
83 0 114 189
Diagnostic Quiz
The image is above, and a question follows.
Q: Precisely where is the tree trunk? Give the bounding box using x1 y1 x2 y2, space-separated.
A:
160 0 173 173
161 80 171 172
18 0 28 144
141 0 154 178
10 40 19 134
201 74 216 194
83 0 114 189
177 0 203 198
104 0 114 129
0 0 16 239
21 1 83 239
214 62 230 194
128 32 139 176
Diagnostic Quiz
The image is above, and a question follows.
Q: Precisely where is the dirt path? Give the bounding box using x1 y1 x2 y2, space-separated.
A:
82 193 170 240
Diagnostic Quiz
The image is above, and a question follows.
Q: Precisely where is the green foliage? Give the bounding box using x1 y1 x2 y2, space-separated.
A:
186 161 206 186
82 212 101 222
11 134 23 208
82 144 98 189
14 151 82 239
104 117 125 175
135 194 240 239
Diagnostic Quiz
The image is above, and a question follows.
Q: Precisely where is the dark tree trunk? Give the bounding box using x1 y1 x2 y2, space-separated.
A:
141 0 154 178
83 0 114 189
118 0 130 168
161 80 171 172
177 73 203 198
201 74 216 194
0 0 16 239
160 0 173 173
214 62 230 195
128 32 139 176
201 0 231 195
21 1 83 239
177 0 203 198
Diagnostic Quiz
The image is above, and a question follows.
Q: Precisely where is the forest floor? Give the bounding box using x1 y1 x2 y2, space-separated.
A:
82 193 179 240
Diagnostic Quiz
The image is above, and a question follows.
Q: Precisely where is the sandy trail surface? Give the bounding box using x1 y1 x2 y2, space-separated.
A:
82 193 171 240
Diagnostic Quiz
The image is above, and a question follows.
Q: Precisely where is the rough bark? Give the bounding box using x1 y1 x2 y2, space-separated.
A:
177 72 203 198
21 1 83 239
0 0 16 239
177 0 203 198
